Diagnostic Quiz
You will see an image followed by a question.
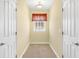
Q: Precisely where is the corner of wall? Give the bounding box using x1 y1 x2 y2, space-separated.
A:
49 43 61 58
19 41 30 58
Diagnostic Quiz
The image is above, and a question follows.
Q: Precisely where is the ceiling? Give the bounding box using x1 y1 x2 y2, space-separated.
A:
27 0 53 10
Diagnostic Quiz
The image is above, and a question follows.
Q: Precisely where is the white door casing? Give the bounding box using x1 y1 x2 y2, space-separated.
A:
0 0 16 58
63 0 79 58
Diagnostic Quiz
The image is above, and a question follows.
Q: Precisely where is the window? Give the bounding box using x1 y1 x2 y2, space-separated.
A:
32 13 47 32
33 21 46 32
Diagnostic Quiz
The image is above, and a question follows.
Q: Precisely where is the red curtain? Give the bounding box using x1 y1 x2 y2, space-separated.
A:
32 13 47 21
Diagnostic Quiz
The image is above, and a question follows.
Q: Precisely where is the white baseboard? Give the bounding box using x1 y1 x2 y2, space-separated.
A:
20 42 30 58
49 44 60 58
30 42 49 44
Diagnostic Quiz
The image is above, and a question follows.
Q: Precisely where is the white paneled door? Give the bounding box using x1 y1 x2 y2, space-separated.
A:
0 0 16 58
63 0 79 58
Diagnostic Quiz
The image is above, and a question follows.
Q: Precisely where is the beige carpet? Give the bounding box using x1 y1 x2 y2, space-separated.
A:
22 44 57 58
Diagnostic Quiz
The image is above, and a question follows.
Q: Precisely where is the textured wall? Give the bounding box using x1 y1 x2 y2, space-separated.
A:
17 0 30 57
49 0 62 57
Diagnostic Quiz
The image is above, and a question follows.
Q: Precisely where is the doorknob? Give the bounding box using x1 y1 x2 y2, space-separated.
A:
0 43 5 46
74 43 79 46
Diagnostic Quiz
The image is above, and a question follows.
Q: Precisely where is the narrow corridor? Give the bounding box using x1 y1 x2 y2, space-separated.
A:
22 44 56 58
1 0 79 58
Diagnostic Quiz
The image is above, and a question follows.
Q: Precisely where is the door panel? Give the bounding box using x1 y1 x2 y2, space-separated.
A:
0 0 5 36
0 0 16 58
63 0 79 58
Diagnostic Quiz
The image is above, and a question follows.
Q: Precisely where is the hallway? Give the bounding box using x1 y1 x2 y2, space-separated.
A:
1 0 79 58
22 44 56 58
0 0 62 58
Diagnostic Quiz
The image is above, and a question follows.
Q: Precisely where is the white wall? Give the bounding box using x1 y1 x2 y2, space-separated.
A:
17 0 30 57
49 0 62 57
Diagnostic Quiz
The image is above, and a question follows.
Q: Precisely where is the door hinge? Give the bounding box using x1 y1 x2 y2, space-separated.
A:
62 32 64 35
62 55 64 58
15 32 17 35
15 8 17 12
62 8 64 12
16 55 17 58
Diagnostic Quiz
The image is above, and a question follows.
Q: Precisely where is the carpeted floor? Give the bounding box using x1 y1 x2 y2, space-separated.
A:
22 44 57 58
